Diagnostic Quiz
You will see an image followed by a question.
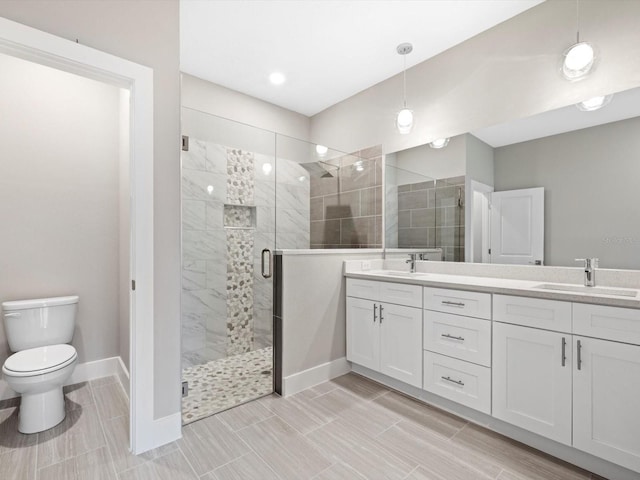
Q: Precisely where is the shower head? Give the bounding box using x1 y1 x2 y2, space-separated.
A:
299 161 338 179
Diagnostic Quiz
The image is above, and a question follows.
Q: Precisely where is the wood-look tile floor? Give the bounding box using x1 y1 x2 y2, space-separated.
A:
0 373 608 480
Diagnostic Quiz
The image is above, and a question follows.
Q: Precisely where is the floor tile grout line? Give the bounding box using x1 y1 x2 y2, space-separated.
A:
88 379 123 480
402 465 420 480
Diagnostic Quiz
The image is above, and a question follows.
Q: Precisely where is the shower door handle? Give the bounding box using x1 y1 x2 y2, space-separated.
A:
261 248 273 279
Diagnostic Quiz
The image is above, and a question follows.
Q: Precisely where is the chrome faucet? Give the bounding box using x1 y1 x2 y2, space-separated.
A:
406 253 424 273
576 258 599 287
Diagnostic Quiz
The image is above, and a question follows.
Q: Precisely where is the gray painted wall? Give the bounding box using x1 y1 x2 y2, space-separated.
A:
494 116 640 269
0 54 121 368
0 0 182 419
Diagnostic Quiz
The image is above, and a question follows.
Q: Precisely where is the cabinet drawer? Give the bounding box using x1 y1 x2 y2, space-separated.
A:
423 351 491 414
380 282 422 308
573 303 640 345
423 287 491 319
347 278 379 301
493 294 571 332
424 311 491 367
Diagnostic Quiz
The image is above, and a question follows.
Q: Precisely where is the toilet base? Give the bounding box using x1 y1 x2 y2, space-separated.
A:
18 386 66 434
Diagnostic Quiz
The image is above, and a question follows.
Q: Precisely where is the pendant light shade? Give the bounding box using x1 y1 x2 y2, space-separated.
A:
576 94 613 112
396 108 414 135
562 42 595 80
429 138 450 149
562 0 596 81
396 43 414 135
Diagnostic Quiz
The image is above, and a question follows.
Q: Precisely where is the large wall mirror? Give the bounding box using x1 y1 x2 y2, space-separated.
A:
385 86 640 270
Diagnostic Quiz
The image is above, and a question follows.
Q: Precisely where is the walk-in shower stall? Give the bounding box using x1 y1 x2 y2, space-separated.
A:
180 108 381 423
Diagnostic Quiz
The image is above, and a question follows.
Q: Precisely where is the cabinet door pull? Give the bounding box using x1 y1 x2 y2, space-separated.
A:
441 333 465 341
379 305 384 323
441 376 465 386
577 340 582 370
561 337 567 367
373 304 377 323
442 300 465 307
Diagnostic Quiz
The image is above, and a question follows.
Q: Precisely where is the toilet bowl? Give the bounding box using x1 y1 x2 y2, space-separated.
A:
1 296 79 434
3 344 78 433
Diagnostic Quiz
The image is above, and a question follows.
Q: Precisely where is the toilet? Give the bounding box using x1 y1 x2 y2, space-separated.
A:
2 296 79 434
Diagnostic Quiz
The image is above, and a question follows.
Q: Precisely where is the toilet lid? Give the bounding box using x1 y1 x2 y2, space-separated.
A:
3 344 77 377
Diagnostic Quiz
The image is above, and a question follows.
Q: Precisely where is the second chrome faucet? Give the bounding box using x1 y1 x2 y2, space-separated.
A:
575 258 599 287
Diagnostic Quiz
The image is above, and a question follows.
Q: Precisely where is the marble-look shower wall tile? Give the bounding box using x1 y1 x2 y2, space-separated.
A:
183 268 207 291
205 143 228 174
253 153 275 183
182 169 227 202
256 206 276 233
277 208 309 234
276 158 311 186
226 229 254 356
182 139 207 170
205 201 224 230
255 180 275 207
182 200 206 231
227 148 255 205
183 228 225 261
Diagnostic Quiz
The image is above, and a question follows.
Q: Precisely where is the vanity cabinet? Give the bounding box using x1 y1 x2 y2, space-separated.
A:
493 295 640 473
346 279 423 387
492 321 573 445
423 287 492 414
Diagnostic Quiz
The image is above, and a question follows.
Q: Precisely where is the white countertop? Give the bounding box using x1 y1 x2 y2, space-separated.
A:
345 269 640 309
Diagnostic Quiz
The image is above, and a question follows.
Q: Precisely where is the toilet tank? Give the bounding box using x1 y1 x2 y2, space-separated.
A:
2 296 78 352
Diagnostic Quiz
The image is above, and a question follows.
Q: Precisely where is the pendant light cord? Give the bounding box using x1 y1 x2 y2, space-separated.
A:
576 0 580 43
402 53 407 109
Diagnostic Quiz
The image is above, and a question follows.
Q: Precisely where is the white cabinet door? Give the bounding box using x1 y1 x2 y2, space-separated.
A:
346 297 379 371
490 187 544 265
573 337 640 473
379 303 423 388
493 322 572 445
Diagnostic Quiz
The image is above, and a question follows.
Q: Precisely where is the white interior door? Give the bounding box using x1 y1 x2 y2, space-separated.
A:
490 187 544 265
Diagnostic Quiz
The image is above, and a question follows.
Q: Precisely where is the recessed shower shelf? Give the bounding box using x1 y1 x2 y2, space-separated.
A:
223 203 256 229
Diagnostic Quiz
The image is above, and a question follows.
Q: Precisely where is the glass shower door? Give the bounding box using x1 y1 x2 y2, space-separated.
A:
180 107 276 424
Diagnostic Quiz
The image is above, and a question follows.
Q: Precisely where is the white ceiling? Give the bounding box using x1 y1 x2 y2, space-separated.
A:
180 0 544 117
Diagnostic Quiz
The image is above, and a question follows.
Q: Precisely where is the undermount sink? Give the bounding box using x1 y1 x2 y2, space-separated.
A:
534 283 638 298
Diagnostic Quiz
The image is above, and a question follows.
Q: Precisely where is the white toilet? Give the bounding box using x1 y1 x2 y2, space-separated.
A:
2 296 79 434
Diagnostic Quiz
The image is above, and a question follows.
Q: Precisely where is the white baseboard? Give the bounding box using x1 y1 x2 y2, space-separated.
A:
117 356 130 398
282 357 351 397
0 356 129 402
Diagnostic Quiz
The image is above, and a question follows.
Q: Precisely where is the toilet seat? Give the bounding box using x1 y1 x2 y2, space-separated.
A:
2 344 77 377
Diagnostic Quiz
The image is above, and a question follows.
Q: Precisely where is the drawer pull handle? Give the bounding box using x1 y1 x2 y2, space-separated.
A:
441 376 465 386
561 337 567 367
380 305 384 324
442 301 465 307
373 304 377 323
441 333 465 341
577 340 582 370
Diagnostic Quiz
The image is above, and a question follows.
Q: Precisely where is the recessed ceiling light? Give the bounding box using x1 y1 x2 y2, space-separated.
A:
269 72 286 85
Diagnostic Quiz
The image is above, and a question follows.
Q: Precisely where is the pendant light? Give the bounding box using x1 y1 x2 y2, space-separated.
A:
562 0 595 81
429 138 450 149
576 94 613 112
396 42 414 134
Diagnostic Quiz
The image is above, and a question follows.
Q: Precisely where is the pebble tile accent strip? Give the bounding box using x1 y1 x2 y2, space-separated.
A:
181 347 273 425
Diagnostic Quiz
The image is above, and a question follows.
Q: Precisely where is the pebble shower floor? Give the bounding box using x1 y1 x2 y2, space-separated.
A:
181 346 273 424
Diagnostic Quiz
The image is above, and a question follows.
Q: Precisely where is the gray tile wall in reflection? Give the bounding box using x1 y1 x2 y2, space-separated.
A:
397 175 466 262
309 146 383 248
